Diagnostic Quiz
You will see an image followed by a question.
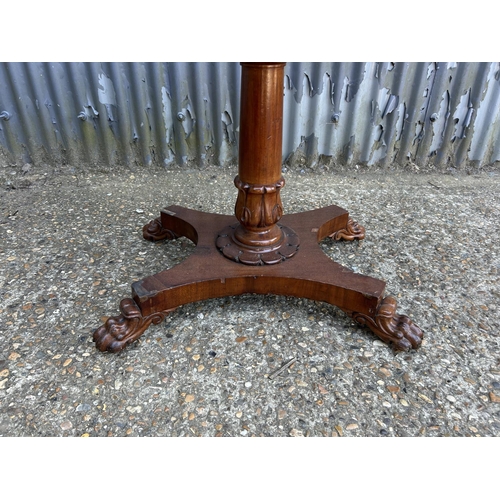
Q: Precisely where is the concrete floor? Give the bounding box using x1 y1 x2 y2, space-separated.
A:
1 163 499 438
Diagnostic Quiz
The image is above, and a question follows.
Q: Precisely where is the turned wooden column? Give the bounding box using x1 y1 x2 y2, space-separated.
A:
216 62 299 265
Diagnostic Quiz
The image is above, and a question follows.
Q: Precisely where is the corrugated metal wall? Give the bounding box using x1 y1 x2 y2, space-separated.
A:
1 62 499 170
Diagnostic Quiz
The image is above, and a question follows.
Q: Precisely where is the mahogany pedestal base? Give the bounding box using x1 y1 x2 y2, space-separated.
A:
93 205 423 353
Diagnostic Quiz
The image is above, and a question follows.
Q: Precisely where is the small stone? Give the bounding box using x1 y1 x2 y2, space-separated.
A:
63 358 72 367
301 327 310 332
346 423 359 430
8 352 20 361
282 312 291 319
192 354 200 360
76 403 91 412
197 365 205 372
235 336 247 343
81 433 90 437
0 369 9 378
334 425 343 436
387 385 400 393
245 382 252 388
419 394 433 403
215 424 223 431
289 428 304 437
317 384 328 394
60 421 72 430
185 394 195 403
235 411 243 418
446 395 456 403
378 367 392 377
278 409 286 420
400 399 409 407
489 392 500 403
126 406 142 413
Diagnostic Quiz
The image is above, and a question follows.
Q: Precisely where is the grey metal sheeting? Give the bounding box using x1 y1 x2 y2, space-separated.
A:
1 62 499 169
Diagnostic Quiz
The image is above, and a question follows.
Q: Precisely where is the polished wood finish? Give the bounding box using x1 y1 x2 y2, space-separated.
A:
93 62 424 354
238 63 285 185
220 63 294 263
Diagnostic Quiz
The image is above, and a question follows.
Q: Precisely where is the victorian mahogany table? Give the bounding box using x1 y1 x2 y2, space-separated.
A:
93 63 423 353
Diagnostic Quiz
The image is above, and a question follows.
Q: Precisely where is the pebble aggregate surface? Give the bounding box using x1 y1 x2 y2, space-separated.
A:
1 163 499 437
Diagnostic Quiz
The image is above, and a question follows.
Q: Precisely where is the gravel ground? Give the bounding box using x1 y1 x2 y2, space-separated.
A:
1 163 499 439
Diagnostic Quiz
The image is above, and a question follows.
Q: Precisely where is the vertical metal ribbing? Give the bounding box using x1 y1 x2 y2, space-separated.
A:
1 62 500 170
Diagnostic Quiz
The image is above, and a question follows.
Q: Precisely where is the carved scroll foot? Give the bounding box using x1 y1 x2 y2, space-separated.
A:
93 298 171 353
330 218 365 241
342 296 423 352
143 217 178 242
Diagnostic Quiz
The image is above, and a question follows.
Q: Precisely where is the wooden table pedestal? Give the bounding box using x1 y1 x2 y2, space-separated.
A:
93 63 423 353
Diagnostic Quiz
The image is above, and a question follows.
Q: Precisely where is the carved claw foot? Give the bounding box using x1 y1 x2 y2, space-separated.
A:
143 217 178 242
330 218 365 241
343 296 423 352
93 298 170 352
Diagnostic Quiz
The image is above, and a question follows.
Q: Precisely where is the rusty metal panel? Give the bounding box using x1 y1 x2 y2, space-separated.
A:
1 62 499 170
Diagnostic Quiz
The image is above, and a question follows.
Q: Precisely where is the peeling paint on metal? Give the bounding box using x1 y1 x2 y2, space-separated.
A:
177 104 195 139
469 62 500 165
97 73 117 106
159 86 175 165
429 91 450 155
452 89 472 141
0 62 499 170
